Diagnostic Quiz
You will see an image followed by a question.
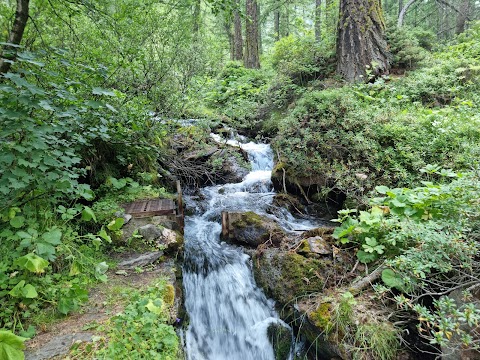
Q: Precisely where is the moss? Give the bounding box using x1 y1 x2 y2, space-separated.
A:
174 231 184 248
231 211 264 228
297 239 311 253
163 284 175 306
267 324 292 360
256 251 328 304
310 303 334 332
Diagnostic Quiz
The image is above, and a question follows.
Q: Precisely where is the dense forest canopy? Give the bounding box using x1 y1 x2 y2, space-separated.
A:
1 0 480 359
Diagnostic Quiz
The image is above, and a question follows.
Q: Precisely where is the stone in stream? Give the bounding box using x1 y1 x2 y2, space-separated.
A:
221 211 286 247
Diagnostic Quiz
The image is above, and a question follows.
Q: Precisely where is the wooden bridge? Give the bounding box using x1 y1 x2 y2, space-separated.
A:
122 181 184 230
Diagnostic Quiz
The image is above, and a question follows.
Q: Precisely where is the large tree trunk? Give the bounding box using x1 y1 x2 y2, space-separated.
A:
0 0 30 74
244 0 260 68
336 0 390 82
225 19 234 61
193 0 201 35
274 9 280 41
455 0 471 34
315 0 322 42
233 3 243 61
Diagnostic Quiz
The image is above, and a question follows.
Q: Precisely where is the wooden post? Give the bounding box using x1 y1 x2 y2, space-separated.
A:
176 180 184 232
221 211 229 239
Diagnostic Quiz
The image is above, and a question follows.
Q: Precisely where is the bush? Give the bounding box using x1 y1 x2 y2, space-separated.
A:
269 34 335 83
386 23 428 70
333 169 480 351
272 70 480 203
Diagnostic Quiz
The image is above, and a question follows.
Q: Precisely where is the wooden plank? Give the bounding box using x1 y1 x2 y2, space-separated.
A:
123 198 176 218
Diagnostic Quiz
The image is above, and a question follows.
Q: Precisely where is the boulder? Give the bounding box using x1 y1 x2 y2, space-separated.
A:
297 236 331 257
137 224 183 252
117 251 163 269
222 211 285 247
138 224 163 241
252 248 329 305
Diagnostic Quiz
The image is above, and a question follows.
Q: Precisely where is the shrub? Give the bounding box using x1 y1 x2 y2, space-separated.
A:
269 34 335 84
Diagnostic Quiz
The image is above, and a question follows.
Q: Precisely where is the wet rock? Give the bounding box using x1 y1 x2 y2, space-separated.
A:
118 251 163 269
222 155 249 183
267 323 292 360
252 248 329 304
25 333 93 360
223 211 285 247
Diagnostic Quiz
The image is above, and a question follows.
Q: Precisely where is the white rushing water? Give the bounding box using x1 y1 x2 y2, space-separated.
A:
183 136 318 360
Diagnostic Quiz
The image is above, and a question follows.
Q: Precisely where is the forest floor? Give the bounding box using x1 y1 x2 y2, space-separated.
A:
24 258 179 360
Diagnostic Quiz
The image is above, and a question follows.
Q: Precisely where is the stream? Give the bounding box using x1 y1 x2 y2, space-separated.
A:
182 135 319 360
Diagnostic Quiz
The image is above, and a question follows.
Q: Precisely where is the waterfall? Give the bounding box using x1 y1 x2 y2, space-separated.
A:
183 136 318 360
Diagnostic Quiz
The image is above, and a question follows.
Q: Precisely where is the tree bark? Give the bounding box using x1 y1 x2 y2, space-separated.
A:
337 0 390 82
315 0 322 42
455 0 471 34
233 3 243 61
398 0 404 16
244 0 260 68
193 0 201 35
0 0 30 74
274 9 280 41
225 19 234 61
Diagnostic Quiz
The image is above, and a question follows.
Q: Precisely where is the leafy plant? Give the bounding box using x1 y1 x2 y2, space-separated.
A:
0 330 26 360
93 280 179 359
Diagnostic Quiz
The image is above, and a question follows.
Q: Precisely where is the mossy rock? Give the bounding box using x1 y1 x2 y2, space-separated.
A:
267 323 292 360
253 249 329 305
227 212 285 247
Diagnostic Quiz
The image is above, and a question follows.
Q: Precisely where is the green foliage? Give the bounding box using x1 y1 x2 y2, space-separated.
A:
273 37 480 203
205 62 271 125
94 280 179 359
386 22 429 70
336 169 480 349
269 34 335 83
0 330 26 360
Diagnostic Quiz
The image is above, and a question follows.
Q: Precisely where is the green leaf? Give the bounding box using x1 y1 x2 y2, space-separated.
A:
95 262 109 282
10 216 25 229
98 228 112 243
21 284 38 299
81 206 96 222
109 177 127 189
18 326 36 340
92 87 116 96
0 330 26 360
57 298 74 315
69 262 81 276
382 269 406 291
9 281 26 298
145 299 164 315
333 225 355 241
15 253 49 274
357 250 377 264
41 229 62 245
375 185 390 194
107 218 124 231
